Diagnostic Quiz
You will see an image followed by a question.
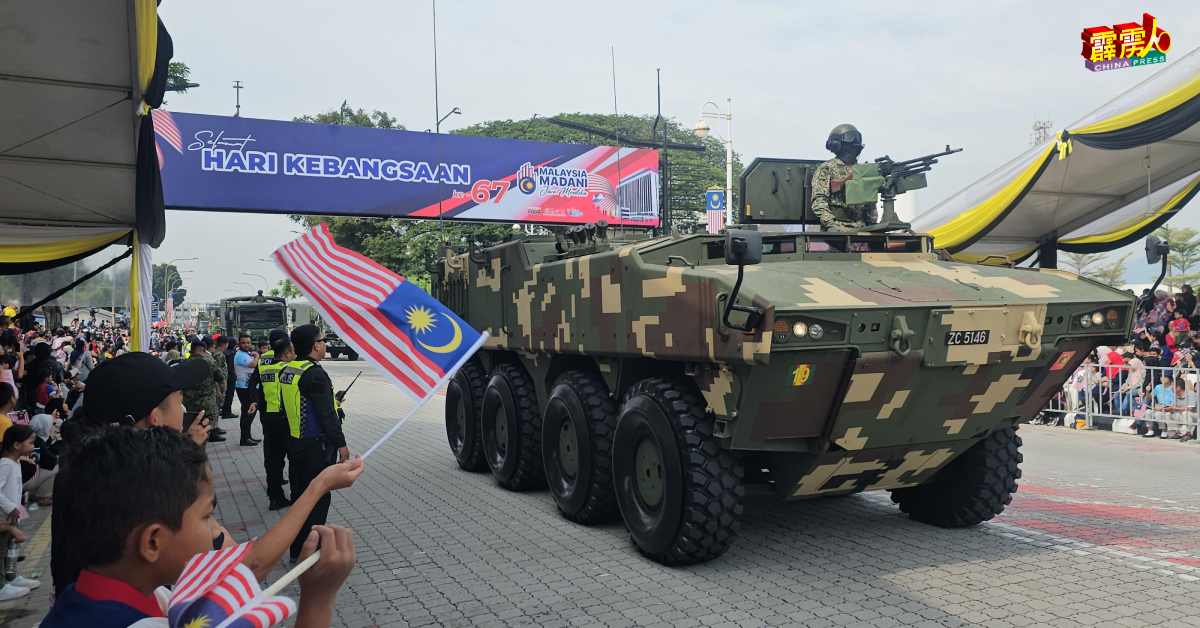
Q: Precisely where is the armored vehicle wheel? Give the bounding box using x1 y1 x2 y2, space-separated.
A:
541 371 619 524
481 363 545 490
346 349 359 361
613 378 744 565
328 350 340 359
890 426 1022 527
445 359 488 472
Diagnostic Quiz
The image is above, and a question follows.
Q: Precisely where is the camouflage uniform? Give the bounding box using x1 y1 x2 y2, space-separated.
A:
811 157 877 232
211 344 228 418
182 352 221 428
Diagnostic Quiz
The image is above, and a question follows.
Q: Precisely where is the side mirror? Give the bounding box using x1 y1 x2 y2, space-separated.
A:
725 229 763 266
1146 234 1170 264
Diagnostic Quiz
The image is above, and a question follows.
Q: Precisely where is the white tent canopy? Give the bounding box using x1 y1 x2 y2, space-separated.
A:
913 46 1200 265
0 0 170 351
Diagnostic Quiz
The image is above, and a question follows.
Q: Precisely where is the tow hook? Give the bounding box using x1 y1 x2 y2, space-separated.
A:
891 315 915 356
1019 311 1043 349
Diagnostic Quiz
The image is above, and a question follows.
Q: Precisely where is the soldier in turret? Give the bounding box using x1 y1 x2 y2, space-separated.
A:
811 124 878 232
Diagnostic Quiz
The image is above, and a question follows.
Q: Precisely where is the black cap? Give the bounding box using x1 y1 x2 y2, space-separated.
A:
269 329 289 345
83 352 210 425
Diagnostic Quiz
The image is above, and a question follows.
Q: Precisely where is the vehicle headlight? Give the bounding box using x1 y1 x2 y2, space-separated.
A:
1091 311 1104 326
1079 314 1092 328
792 321 808 337
1106 309 1120 328
809 323 825 339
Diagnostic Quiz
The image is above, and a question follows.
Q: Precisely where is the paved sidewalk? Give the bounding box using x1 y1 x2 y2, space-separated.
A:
4 359 1200 627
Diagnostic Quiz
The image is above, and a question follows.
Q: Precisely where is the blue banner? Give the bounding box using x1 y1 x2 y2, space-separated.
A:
153 111 659 226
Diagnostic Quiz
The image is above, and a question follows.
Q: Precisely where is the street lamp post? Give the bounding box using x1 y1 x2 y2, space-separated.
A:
243 273 269 292
694 99 734 227
163 258 197 298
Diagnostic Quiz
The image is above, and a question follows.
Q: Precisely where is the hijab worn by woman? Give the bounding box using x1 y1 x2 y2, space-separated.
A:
29 413 53 441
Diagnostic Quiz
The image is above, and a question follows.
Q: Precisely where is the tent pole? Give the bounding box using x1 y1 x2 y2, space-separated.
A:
1037 239 1058 270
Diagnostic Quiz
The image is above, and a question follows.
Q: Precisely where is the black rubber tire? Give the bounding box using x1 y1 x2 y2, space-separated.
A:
346 349 360 361
445 359 488 472
613 377 744 565
541 370 619 524
481 363 545 490
890 426 1023 527
328 350 340 360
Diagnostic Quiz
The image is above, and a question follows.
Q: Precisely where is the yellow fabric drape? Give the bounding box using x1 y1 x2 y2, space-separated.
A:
0 229 131 263
927 144 1056 251
135 0 157 115
1061 173 1200 246
1073 74 1200 135
952 246 1038 266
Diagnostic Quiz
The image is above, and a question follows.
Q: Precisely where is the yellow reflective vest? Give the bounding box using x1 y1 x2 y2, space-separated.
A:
279 360 342 439
256 350 285 415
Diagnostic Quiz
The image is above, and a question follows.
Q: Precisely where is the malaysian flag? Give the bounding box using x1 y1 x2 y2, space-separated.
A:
273 224 487 403
168 542 297 628
705 190 726 234
151 110 185 153
706 209 725 234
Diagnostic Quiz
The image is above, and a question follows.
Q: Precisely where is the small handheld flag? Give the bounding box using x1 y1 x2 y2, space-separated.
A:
169 542 297 628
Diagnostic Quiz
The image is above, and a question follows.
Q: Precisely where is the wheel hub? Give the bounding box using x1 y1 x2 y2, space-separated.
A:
495 406 508 454
454 397 467 448
559 419 578 478
635 437 664 508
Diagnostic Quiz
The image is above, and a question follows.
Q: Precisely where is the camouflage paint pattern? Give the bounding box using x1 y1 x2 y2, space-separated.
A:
434 230 1132 500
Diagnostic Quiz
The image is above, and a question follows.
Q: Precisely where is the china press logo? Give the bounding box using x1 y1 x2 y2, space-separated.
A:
1081 13 1171 72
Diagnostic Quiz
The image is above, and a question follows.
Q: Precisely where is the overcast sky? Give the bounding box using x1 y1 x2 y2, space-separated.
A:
145 0 1200 302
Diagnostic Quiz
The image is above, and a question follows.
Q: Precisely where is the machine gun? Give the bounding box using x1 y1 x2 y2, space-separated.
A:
849 145 962 232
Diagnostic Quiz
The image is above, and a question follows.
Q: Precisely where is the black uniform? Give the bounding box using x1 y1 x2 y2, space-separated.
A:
286 357 346 561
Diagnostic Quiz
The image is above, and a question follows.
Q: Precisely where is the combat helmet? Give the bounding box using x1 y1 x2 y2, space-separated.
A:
825 123 864 155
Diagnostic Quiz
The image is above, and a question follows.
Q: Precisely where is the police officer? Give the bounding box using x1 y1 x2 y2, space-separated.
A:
811 124 878 232
251 329 293 511
279 323 350 562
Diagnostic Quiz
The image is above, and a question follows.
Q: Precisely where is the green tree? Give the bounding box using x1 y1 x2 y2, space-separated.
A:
269 279 302 299
152 263 187 307
1092 253 1131 288
1153 226 1200 290
1063 252 1101 279
163 61 191 107
294 102 402 129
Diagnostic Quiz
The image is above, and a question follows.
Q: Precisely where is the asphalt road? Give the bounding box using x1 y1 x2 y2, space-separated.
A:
4 357 1199 627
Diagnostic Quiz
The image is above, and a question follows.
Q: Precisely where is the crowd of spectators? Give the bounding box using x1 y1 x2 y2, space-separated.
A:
1041 285 1200 441
1 305 361 627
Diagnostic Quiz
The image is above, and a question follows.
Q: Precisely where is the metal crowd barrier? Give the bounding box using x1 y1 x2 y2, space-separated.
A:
1037 363 1200 435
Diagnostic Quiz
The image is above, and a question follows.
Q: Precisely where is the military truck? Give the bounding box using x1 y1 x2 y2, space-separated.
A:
288 299 359 360
431 154 1137 565
219 292 287 345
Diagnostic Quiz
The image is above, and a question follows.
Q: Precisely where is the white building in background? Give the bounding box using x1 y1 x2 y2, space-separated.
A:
177 301 207 327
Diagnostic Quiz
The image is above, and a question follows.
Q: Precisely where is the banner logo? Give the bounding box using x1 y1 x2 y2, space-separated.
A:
517 163 536 194
1081 13 1171 72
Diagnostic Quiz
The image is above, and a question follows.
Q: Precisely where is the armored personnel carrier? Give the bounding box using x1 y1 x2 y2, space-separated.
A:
432 155 1137 565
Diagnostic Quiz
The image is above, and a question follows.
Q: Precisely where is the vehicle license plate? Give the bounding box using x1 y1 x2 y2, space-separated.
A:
945 330 989 346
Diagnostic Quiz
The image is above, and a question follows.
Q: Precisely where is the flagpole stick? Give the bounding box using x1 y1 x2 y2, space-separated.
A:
215 333 492 628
